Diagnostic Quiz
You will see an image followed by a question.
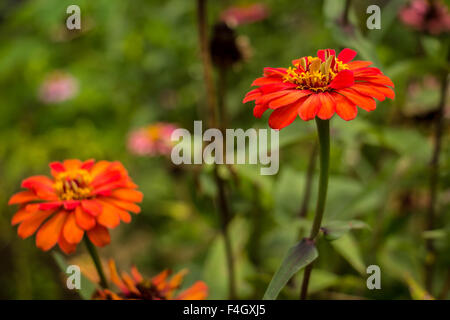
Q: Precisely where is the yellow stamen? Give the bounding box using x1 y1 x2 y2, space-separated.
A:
54 169 93 200
283 55 349 92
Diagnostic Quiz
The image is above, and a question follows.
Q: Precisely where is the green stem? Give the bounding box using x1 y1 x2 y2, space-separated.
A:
84 237 108 289
300 118 330 299
425 71 448 292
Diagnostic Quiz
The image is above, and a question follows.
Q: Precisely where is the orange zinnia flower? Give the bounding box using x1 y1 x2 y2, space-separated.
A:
93 260 208 300
243 48 395 129
9 159 143 254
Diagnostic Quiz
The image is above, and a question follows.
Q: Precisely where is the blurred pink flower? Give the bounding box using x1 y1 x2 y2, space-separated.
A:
399 0 450 35
220 3 269 27
128 123 178 157
38 71 79 104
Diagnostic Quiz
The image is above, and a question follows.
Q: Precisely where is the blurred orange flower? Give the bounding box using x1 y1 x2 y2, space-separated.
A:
94 260 208 300
9 159 142 254
243 48 395 129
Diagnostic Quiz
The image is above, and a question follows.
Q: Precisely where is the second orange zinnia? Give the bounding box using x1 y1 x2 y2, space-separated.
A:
9 159 143 254
243 48 395 129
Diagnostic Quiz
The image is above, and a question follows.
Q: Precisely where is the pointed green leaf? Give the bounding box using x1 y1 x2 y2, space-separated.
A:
321 220 369 241
263 239 318 300
331 233 365 274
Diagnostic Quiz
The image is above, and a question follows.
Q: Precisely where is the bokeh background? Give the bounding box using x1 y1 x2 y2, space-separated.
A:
0 0 449 299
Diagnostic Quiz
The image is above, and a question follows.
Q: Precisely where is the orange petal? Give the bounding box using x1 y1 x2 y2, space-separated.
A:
253 104 269 118
17 210 54 239
269 91 310 109
337 48 357 63
25 203 41 213
108 259 129 294
63 159 82 171
63 213 84 244
118 210 131 223
11 208 32 226
368 83 395 99
256 90 290 105
81 199 102 216
169 269 188 289
251 77 281 86
152 270 170 287
81 159 95 170
75 206 96 230
50 162 65 176
96 200 121 228
87 224 111 247
35 211 67 251
58 234 77 254
110 189 143 203
351 83 385 101
355 75 394 87
298 94 321 121
317 92 336 120
131 266 143 283
9 191 39 205
268 100 302 129
90 161 111 179
338 88 376 111
101 198 141 214
121 272 140 295
334 94 358 121
177 281 208 300
328 70 354 90
243 90 261 103
347 60 373 70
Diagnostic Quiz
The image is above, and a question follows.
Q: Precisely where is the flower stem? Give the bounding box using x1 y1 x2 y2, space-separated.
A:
425 71 448 292
298 143 318 219
84 237 108 289
300 118 330 299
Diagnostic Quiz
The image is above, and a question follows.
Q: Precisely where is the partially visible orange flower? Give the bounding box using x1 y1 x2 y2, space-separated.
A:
93 260 208 300
243 48 395 129
9 159 143 254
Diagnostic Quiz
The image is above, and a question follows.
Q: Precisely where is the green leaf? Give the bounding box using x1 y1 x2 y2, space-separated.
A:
321 220 369 241
263 239 318 300
52 252 96 300
331 233 365 275
405 274 435 300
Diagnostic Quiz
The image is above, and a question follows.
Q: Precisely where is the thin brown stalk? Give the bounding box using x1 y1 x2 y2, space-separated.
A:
196 0 237 299
425 71 448 292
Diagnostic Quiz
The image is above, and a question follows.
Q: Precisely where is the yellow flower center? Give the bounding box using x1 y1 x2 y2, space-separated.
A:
54 169 93 200
284 54 348 92
147 126 161 140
